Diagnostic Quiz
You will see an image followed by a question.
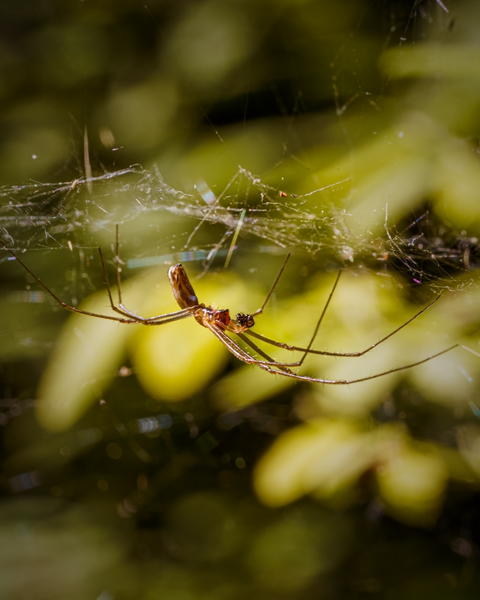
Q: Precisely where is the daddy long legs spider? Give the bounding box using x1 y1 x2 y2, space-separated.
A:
1 228 456 385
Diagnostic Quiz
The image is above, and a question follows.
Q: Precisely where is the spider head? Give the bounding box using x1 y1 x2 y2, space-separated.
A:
236 312 255 329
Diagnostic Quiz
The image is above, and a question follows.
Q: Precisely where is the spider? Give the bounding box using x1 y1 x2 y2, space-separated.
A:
1 228 456 385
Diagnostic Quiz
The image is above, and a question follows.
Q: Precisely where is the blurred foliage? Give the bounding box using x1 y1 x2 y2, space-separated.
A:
2 0 480 598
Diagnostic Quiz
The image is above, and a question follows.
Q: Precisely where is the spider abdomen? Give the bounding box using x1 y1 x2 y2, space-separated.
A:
168 264 199 309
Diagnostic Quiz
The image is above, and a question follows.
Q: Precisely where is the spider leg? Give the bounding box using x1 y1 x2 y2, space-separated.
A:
115 224 123 304
96 226 144 321
244 288 442 360
2 240 198 326
233 331 293 373
143 308 198 325
1 241 144 324
204 322 297 378
290 269 342 366
98 244 176 322
204 322 271 367
233 329 320 370
251 254 292 317
97 226 200 325
210 323 457 383
89 244 201 324
208 322 331 376
254 343 458 384
97 245 133 319
233 322 454 375
206 305 457 383
236 269 341 368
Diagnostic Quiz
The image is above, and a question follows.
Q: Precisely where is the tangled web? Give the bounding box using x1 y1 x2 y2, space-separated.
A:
0 165 347 252
0 164 477 290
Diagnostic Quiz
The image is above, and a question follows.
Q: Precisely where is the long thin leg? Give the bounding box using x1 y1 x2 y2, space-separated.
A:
97 245 128 317
207 321 457 383
259 344 458 384
2 241 198 325
1 241 143 324
205 323 282 376
83 243 201 324
115 224 124 306
291 269 342 367
97 226 202 324
251 254 291 317
234 309 452 371
142 309 199 325
205 323 258 361
231 269 443 370
244 289 441 359
98 244 160 321
234 270 341 369
245 266 442 366
96 224 136 320
234 331 293 373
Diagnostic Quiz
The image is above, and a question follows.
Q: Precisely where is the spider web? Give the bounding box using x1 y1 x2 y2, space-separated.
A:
0 161 476 291
0 1 474 293
0 164 344 254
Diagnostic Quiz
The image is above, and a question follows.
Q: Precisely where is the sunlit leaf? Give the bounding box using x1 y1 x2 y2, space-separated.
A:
254 419 365 507
376 446 448 526
36 271 159 431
